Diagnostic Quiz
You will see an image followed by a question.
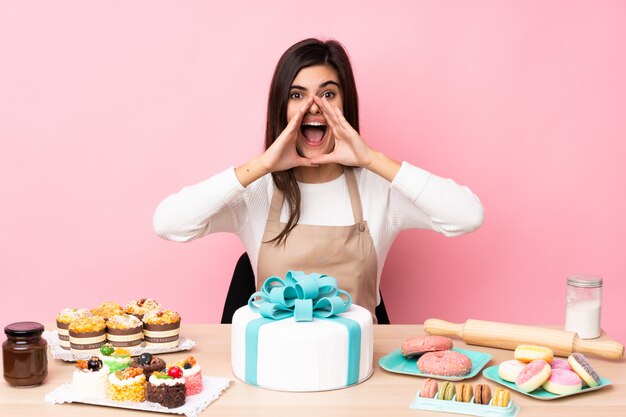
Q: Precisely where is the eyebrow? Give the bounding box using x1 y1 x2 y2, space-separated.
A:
289 80 341 91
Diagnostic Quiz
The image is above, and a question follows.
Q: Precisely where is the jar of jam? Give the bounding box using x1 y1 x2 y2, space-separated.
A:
3 322 48 387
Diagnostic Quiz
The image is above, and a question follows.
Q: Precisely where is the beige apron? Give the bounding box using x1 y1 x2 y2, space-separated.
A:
257 168 379 322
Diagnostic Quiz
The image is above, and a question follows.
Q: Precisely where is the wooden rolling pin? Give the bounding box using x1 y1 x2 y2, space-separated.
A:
424 318 624 359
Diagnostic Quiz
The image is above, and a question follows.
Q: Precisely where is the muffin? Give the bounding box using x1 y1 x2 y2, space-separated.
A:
171 356 203 395
91 301 124 320
107 367 147 402
56 308 93 350
142 309 181 348
124 298 162 320
68 316 107 356
147 367 186 408
106 314 143 347
130 353 166 379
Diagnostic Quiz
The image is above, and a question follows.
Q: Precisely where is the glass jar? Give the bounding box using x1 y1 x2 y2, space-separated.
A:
565 274 603 339
3 322 48 387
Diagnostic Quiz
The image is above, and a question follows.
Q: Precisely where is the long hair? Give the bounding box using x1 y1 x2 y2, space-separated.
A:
265 38 360 245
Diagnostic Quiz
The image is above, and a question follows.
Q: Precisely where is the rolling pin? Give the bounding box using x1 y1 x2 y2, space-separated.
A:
424 318 624 359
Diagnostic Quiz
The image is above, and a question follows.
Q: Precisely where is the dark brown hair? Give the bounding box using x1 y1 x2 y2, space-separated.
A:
265 38 360 244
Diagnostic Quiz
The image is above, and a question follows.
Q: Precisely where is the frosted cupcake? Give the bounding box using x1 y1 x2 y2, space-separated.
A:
68 316 107 356
71 357 109 401
143 309 181 348
106 314 143 347
107 367 147 402
56 308 93 350
172 356 203 395
147 367 186 408
99 344 132 373
91 301 124 321
124 298 162 320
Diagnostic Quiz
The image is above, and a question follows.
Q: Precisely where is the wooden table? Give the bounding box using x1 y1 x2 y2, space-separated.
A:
2 324 625 416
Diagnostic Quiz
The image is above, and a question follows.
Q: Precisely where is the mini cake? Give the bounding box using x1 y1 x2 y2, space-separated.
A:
125 298 162 320
68 316 107 356
172 356 203 395
106 314 143 347
107 367 147 402
56 308 93 350
71 357 109 401
147 366 186 408
131 353 166 379
143 309 181 348
100 344 132 373
91 301 124 320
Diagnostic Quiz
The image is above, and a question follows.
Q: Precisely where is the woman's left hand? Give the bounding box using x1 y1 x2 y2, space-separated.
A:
309 96 374 168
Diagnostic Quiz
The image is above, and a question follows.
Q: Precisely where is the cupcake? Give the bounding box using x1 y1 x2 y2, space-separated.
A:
106 314 143 348
124 298 162 320
130 353 166 379
56 308 93 350
91 301 124 320
99 344 132 373
107 367 147 402
172 356 203 395
147 366 186 408
68 316 107 356
71 357 109 401
143 309 181 348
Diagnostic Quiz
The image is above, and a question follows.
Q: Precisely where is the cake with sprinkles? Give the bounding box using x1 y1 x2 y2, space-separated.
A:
100 344 132 373
172 356 203 395
147 366 186 408
107 367 147 402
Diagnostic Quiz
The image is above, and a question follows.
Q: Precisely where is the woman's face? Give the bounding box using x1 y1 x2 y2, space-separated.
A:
286 64 343 159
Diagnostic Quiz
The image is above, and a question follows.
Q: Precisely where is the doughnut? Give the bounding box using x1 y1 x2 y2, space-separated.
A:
493 387 511 407
420 378 438 398
437 381 455 401
550 358 572 371
542 369 583 395
474 384 491 404
456 383 473 402
568 353 601 387
514 345 554 363
498 359 526 382
417 350 472 376
515 359 552 392
401 335 453 358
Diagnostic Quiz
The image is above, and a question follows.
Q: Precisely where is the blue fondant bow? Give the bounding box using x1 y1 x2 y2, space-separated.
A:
247 271 352 321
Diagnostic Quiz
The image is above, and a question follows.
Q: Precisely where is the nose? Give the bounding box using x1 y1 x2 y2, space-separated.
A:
308 101 321 114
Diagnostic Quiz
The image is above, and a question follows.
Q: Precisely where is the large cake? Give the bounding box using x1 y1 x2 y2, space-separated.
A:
231 271 373 392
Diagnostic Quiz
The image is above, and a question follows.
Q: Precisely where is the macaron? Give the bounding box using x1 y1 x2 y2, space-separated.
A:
474 384 491 405
456 383 473 402
542 368 583 395
437 381 455 401
492 387 511 407
417 350 473 376
515 359 552 392
568 353 601 387
514 345 554 363
498 359 526 383
420 378 438 399
550 358 572 371
401 335 453 358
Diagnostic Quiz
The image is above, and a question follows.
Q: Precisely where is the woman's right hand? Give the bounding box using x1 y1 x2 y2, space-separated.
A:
235 98 315 187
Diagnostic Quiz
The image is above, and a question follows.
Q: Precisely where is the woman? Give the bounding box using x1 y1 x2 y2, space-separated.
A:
153 38 484 322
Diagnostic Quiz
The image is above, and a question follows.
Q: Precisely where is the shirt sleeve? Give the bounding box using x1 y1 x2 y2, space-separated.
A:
152 167 248 242
389 162 484 236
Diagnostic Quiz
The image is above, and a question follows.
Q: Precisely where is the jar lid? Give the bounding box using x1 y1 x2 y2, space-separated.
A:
567 274 603 288
4 321 44 337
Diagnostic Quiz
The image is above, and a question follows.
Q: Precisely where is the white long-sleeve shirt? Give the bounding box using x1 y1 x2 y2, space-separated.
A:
153 162 484 291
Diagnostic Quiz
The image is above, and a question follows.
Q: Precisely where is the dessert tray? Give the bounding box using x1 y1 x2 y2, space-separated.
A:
410 390 519 417
482 365 613 400
44 330 196 362
379 348 493 381
45 376 230 417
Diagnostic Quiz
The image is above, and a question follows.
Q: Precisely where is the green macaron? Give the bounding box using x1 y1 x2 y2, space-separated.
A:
437 381 456 401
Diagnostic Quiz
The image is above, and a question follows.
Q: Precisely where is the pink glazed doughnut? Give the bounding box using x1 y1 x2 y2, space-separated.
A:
515 359 552 392
550 358 572 371
417 350 472 376
542 369 583 395
401 335 453 358
498 359 526 383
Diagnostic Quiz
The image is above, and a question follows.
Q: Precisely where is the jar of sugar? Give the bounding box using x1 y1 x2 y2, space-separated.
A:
565 274 602 339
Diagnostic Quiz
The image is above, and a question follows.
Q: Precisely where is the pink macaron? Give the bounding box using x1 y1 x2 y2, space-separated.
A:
542 369 583 395
515 359 552 392
417 350 473 377
420 378 438 398
401 335 453 358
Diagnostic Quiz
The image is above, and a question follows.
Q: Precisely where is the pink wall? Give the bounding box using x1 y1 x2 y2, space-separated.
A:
2 1 625 344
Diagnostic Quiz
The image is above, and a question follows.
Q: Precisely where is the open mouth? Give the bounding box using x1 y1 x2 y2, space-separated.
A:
300 122 328 146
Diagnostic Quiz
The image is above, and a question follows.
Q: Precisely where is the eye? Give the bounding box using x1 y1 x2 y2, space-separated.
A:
321 91 335 99
289 92 303 100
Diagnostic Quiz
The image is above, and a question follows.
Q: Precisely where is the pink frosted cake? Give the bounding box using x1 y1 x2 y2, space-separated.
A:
171 356 203 395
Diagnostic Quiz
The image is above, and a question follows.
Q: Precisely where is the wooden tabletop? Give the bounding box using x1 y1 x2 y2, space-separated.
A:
2 324 625 416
